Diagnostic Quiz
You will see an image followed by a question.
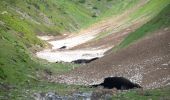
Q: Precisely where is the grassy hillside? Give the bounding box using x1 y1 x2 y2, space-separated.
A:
118 1 170 48
96 0 170 41
71 0 139 20
0 0 141 99
0 0 170 99
0 0 140 34
0 0 141 86
112 86 170 100
0 0 91 34
0 24 80 99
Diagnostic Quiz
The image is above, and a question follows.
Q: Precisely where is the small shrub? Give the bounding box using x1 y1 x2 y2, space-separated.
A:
33 3 40 10
27 6 31 9
79 0 86 3
92 14 97 18
0 68 7 80
144 91 152 96
93 7 98 10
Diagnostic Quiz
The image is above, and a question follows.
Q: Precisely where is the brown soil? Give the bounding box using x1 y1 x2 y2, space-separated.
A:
51 28 170 89
68 0 150 50
70 19 145 50
47 0 146 51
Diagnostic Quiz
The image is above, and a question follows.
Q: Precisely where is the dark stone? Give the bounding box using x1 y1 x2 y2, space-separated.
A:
59 46 66 49
72 57 99 64
92 77 141 90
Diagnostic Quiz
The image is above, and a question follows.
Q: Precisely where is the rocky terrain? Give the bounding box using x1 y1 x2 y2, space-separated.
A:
52 28 170 89
0 0 170 100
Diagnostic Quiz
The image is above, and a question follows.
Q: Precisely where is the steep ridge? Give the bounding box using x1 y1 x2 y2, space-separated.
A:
0 1 144 99
52 4 170 89
36 0 170 63
70 0 170 49
0 0 139 34
53 27 170 89
0 0 170 99
0 0 142 86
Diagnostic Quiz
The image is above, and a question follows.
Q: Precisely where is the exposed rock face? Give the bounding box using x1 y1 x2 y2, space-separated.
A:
51 28 170 89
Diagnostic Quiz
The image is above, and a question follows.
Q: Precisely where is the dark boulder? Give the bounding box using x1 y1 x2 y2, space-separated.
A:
72 57 99 64
59 46 67 49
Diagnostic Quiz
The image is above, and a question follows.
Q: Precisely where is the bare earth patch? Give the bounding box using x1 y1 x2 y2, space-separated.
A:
52 28 170 89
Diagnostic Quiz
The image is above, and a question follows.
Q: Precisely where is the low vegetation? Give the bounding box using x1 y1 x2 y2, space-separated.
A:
112 86 170 100
118 1 170 48
0 0 170 99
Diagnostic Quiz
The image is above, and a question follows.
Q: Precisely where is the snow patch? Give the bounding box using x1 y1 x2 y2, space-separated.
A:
36 47 111 62
48 33 97 49
36 33 111 62
37 36 54 41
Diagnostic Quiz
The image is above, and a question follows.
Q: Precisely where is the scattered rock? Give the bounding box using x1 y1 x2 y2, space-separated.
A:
33 91 120 100
44 69 52 76
91 89 115 100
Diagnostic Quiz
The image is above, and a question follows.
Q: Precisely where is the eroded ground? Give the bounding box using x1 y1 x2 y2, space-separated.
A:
51 28 170 89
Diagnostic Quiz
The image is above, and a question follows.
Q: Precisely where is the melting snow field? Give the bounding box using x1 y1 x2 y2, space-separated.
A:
36 48 110 62
48 30 101 49
36 33 111 63
37 36 54 41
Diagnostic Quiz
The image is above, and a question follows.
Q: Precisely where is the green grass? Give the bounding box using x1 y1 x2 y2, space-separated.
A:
0 24 77 84
0 24 82 99
118 3 170 49
0 80 92 100
130 0 170 20
0 0 142 86
112 86 170 100
1 0 170 99
26 83 91 99
0 0 141 34
97 0 170 42
0 26 35 85
0 14 42 46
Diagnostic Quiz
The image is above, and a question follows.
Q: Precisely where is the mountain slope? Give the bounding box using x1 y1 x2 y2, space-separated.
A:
52 3 170 89
0 0 170 99
118 3 170 48
54 27 170 89
0 0 140 34
0 0 143 86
